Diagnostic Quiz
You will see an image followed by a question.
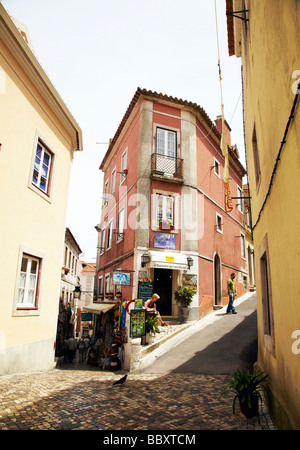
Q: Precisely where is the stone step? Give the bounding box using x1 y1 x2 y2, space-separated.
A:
162 316 180 325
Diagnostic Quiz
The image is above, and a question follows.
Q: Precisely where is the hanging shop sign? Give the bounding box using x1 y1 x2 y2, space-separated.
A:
130 309 146 338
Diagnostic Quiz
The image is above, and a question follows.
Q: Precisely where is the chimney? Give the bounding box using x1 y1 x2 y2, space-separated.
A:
215 115 231 147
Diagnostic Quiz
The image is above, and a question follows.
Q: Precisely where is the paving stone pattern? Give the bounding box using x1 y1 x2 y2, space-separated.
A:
0 368 274 430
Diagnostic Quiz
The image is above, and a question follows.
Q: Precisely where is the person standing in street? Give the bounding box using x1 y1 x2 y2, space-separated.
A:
226 273 237 314
67 336 77 363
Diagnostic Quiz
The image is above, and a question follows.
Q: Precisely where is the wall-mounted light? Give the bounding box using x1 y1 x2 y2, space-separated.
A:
141 253 150 267
74 285 81 299
187 256 194 269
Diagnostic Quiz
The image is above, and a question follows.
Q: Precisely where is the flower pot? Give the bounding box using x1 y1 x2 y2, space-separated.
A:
178 306 190 323
238 395 259 418
146 332 154 344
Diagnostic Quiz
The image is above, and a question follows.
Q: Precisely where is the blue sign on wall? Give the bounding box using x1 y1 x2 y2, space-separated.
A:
113 272 131 285
154 232 176 249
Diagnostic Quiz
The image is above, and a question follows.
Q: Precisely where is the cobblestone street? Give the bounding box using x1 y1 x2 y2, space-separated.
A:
0 367 274 431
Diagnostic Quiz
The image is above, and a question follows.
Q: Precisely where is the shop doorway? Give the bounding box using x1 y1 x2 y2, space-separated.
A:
153 268 172 315
214 252 221 306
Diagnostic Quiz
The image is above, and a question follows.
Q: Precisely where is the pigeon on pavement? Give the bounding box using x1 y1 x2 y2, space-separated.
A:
113 374 127 386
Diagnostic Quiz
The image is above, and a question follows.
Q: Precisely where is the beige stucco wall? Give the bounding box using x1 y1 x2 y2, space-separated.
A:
0 9 79 374
240 0 300 429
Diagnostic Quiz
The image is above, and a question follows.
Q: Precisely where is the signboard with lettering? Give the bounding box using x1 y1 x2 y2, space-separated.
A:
138 282 153 304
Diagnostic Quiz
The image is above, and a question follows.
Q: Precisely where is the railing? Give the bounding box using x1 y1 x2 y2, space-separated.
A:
151 153 184 179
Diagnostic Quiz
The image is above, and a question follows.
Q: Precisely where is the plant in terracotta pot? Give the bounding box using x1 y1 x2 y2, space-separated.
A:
220 368 268 418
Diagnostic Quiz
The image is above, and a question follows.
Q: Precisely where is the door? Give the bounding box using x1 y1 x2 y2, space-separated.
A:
214 252 221 306
152 268 172 316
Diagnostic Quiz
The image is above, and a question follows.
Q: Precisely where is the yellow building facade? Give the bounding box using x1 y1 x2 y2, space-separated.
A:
226 0 300 429
0 5 82 375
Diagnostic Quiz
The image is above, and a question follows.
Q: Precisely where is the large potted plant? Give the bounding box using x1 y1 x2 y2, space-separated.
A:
220 368 268 418
174 285 197 323
144 315 159 344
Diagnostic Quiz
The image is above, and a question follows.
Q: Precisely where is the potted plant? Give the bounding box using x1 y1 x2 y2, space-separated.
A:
174 285 197 323
220 368 268 418
159 219 174 230
145 315 159 344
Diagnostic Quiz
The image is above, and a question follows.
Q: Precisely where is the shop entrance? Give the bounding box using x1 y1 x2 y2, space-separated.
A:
214 252 221 306
153 268 172 316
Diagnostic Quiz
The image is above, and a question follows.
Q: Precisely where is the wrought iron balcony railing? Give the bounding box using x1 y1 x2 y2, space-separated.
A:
151 153 184 180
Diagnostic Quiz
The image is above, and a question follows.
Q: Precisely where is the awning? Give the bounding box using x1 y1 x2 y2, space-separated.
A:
149 251 188 270
83 302 116 315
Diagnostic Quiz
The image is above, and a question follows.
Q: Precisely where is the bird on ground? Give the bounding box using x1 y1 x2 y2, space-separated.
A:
112 374 127 386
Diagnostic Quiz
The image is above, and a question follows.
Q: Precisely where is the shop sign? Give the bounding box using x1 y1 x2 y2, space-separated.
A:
138 281 153 304
154 232 176 249
81 312 93 322
152 262 188 270
112 271 131 285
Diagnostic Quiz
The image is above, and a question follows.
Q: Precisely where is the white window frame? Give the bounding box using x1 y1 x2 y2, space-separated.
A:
156 127 177 158
117 208 125 243
214 158 220 178
156 193 174 228
28 132 55 203
107 219 113 249
237 186 244 213
216 213 223 234
100 229 106 254
103 180 109 206
120 149 128 184
111 168 116 195
98 276 103 295
13 246 44 316
105 274 110 295
241 232 246 259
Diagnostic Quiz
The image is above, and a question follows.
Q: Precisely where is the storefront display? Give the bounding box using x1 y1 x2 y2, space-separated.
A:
130 309 146 338
87 300 128 371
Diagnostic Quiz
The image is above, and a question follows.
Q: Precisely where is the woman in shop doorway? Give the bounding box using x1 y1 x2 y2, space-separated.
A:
144 293 167 326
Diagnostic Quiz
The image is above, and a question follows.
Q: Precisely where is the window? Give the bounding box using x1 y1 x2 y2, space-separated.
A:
156 194 174 227
259 234 275 355
32 141 53 195
107 220 113 249
17 255 39 308
156 128 177 158
214 158 220 177
111 169 116 195
105 274 110 294
241 233 246 259
120 149 127 184
117 208 125 242
252 124 261 190
216 213 223 233
237 187 244 213
103 180 109 206
98 277 103 295
13 247 44 316
100 229 106 254
155 128 178 175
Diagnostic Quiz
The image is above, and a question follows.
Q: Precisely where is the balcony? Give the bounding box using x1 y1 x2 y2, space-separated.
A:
151 153 184 183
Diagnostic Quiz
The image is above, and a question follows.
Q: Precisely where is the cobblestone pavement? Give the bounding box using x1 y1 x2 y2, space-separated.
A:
0 363 274 431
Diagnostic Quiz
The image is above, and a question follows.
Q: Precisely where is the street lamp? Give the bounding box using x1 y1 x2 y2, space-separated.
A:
74 285 81 299
141 253 150 267
187 256 194 269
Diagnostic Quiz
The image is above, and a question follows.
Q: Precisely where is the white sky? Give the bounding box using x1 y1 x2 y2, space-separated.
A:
2 0 244 261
